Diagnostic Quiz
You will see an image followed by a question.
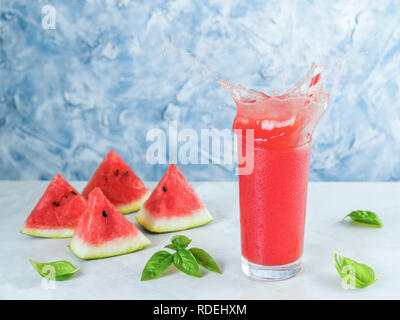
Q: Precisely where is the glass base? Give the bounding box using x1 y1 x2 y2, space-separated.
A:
241 256 302 281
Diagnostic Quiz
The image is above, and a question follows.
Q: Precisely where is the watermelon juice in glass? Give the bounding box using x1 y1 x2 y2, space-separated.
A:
222 65 329 280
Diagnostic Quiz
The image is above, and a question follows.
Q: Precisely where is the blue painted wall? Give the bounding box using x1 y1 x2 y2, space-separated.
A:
1 0 399 181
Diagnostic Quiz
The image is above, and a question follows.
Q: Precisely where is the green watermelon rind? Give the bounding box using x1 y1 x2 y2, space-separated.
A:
20 228 74 239
117 190 150 215
68 233 152 260
135 207 214 233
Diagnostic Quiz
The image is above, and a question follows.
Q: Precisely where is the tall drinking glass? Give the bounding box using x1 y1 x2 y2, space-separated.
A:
226 67 329 280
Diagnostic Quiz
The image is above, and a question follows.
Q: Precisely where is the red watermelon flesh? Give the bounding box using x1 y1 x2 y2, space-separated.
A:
69 187 151 259
135 164 213 232
82 150 149 214
21 174 86 238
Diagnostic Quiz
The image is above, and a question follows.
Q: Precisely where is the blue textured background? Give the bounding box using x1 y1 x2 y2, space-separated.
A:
1 0 400 181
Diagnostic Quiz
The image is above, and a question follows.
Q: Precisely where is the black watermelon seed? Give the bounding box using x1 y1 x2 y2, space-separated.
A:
52 202 60 207
115 169 119 176
102 210 108 218
163 186 167 192
71 190 77 195
124 171 129 176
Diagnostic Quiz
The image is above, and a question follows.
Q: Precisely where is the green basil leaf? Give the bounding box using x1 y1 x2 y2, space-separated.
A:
164 244 178 251
334 252 376 288
173 249 202 278
29 259 80 281
189 247 222 274
141 250 173 281
344 210 383 228
171 235 192 249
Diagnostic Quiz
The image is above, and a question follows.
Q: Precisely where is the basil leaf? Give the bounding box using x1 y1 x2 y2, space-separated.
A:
141 250 173 281
29 259 80 281
334 252 376 288
171 235 192 249
164 244 178 251
189 248 222 274
344 210 383 228
173 249 202 278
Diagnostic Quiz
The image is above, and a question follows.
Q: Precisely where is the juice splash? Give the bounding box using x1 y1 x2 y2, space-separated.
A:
221 63 329 149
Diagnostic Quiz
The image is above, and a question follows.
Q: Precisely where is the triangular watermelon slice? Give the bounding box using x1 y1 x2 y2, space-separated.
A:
82 150 149 214
135 164 213 233
69 187 151 259
21 174 86 238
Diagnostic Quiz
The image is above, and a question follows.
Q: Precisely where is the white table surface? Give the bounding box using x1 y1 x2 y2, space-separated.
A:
0 181 399 300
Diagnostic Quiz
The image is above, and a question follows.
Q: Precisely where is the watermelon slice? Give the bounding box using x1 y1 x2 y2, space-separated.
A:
21 174 86 238
82 150 149 214
69 187 151 259
135 164 213 233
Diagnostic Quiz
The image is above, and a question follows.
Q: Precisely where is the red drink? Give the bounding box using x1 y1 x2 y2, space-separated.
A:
239 142 311 267
224 65 329 280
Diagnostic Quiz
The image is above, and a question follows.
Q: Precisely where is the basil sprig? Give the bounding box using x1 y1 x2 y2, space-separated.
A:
189 248 222 274
141 251 174 281
334 252 376 288
171 235 192 249
173 249 202 278
343 210 383 228
30 259 80 281
141 235 222 281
